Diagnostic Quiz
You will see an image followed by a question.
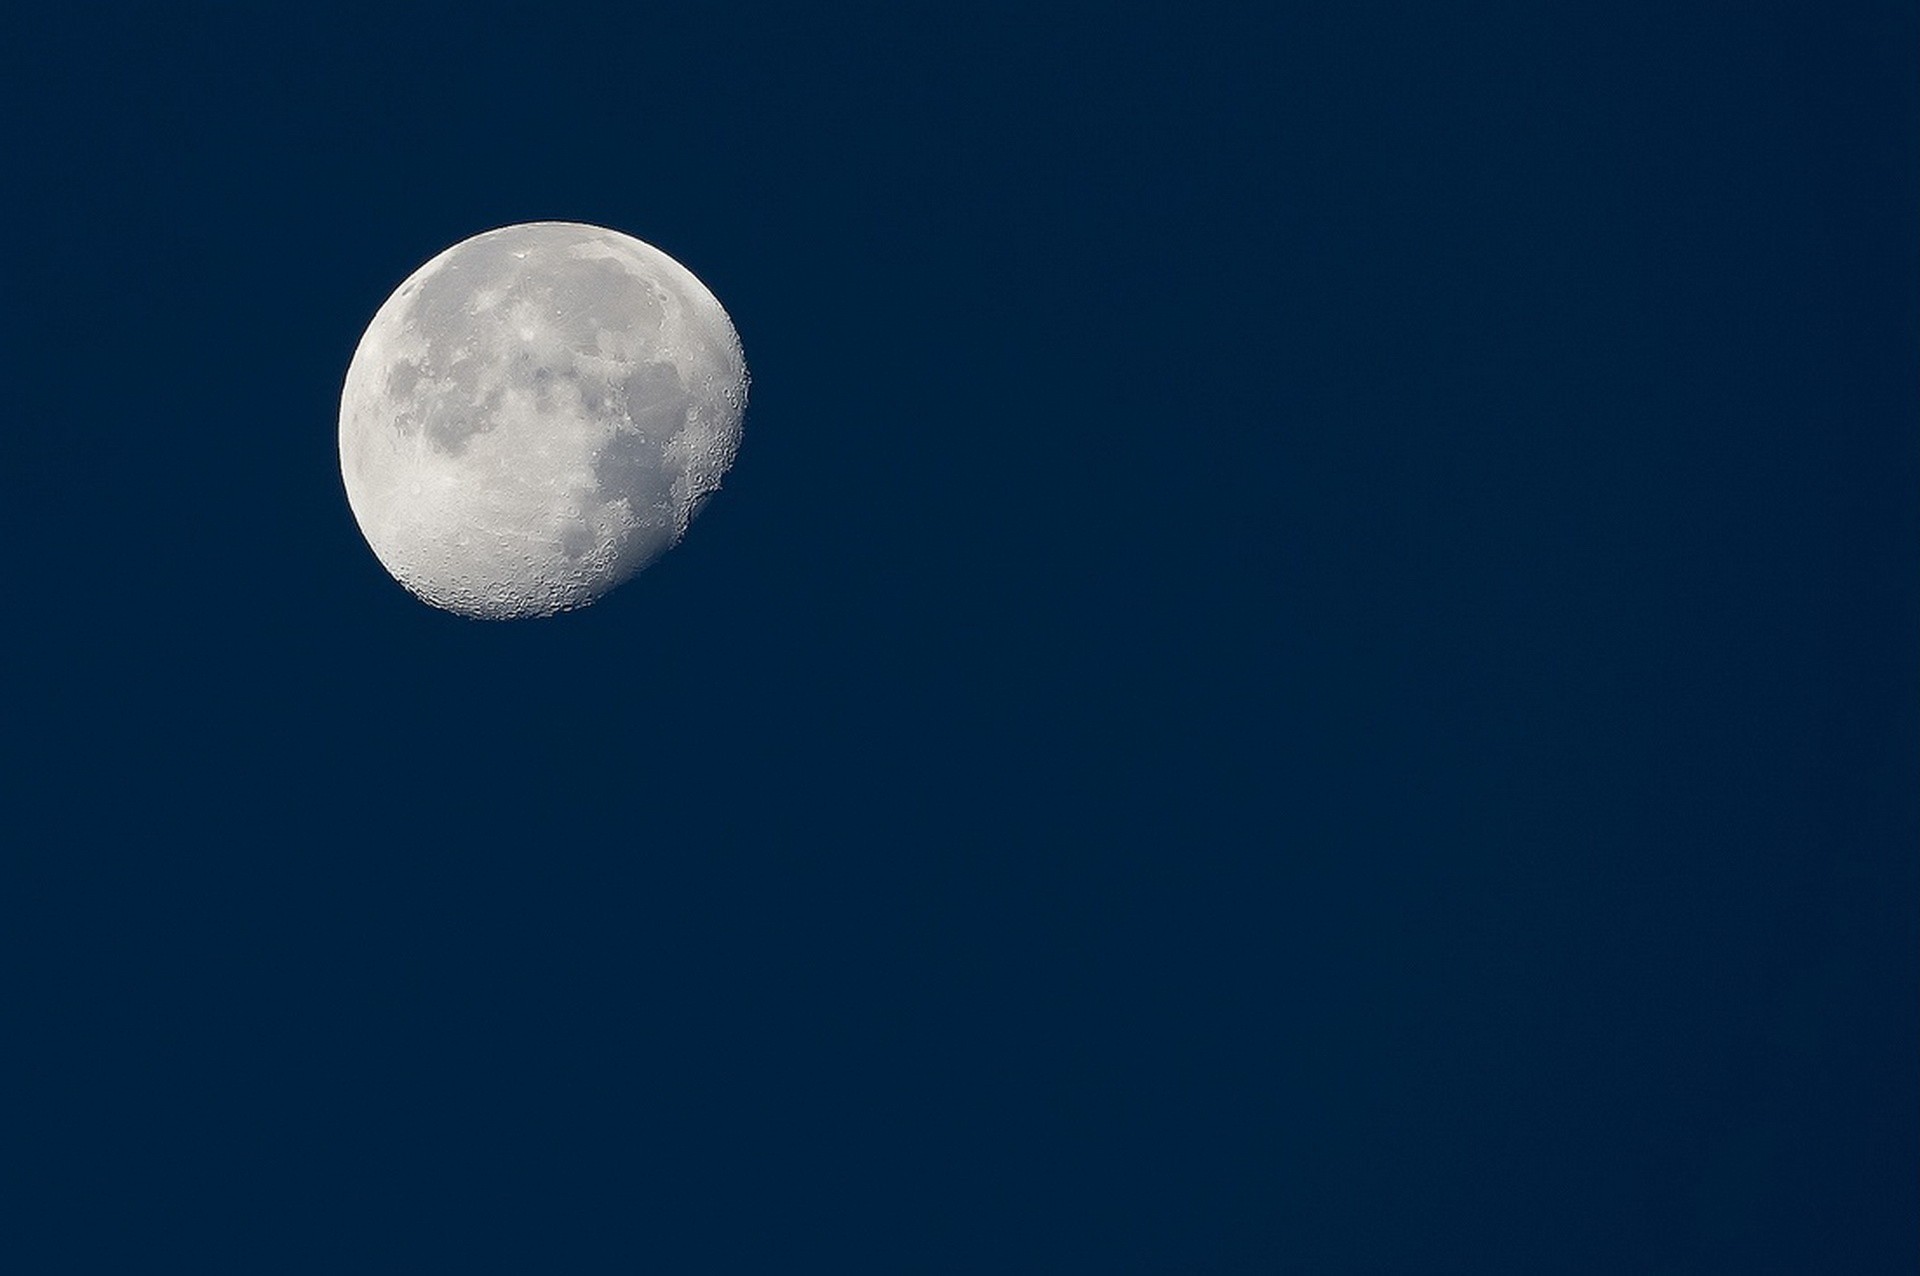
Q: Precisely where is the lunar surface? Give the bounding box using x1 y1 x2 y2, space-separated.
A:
339 222 747 619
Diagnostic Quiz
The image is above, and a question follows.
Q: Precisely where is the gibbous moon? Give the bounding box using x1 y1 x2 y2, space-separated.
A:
339 222 747 619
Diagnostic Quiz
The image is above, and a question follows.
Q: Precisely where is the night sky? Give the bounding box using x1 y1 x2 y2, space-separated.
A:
9 3 1916 1271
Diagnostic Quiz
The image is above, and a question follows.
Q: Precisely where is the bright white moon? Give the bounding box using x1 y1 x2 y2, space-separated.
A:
339 222 747 619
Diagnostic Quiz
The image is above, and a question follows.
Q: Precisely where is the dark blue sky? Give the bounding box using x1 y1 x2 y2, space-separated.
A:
8 3 1915 1271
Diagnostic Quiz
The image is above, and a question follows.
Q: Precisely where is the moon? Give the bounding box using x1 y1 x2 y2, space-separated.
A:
339 222 747 619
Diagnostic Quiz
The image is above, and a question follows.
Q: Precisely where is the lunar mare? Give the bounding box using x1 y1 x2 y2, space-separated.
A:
339 222 746 619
